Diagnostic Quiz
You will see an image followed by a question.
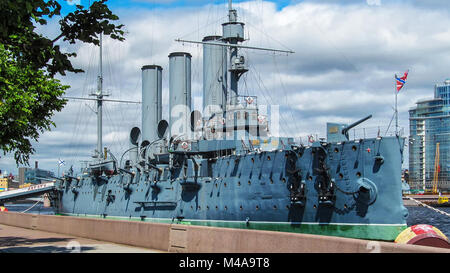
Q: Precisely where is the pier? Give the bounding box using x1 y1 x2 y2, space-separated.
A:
0 182 57 204
0 211 448 253
0 223 163 253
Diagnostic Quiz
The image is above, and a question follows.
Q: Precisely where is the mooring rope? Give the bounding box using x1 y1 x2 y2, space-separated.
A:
20 198 43 213
406 196 450 218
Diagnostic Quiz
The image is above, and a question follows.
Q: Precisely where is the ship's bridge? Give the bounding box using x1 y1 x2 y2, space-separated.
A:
201 95 269 140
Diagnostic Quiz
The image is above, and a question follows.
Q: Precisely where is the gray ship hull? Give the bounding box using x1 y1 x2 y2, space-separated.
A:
56 136 408 241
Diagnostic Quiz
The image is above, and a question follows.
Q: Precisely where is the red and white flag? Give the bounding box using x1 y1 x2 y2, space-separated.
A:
395 70 409 92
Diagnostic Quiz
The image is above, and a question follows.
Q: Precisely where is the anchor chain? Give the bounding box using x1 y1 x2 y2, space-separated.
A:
314 155 336 205
286 151 305 206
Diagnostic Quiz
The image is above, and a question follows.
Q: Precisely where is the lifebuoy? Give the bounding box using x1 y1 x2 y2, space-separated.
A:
308 135 314 143
181 142 189 150
257 115 265 124
246 97 254 104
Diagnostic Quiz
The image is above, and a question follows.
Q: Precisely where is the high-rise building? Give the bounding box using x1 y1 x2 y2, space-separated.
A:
24 168 55 184
18 167 30 185
409 79 450 192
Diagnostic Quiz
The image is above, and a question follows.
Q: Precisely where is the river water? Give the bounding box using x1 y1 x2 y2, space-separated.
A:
406 206 450 238
4 203 450 239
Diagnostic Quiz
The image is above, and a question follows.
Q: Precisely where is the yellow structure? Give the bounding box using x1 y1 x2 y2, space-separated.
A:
0 178 20 192
0 178 9 192
432 143 440 194
438 196 449 205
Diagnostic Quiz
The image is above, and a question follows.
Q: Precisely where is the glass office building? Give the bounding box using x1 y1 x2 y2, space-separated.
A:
409 80 450 192
24 168 55 184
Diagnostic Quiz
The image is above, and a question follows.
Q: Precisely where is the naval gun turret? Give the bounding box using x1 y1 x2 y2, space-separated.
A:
327 115 372 143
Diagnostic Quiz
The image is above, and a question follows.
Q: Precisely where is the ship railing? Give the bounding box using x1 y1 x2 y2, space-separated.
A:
347 126 405 141
232 95 258 108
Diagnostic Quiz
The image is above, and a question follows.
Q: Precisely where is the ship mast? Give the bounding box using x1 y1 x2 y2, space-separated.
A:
64 32 141 163
96 33 104 160
225 0 248 106
175 0 293 108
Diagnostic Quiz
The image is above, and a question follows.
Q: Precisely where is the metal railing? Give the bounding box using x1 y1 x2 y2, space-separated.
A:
347 126 405 140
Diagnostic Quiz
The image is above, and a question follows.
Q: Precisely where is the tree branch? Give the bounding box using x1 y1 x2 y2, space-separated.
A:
51 33 64 44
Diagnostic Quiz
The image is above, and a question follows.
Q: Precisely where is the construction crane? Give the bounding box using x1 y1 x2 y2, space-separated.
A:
432 142 440 194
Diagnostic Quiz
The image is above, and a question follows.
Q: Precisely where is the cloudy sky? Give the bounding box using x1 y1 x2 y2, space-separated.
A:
1 0 450 175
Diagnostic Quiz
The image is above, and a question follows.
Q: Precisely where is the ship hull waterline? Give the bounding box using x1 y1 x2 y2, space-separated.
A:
55 136 408 242
58 212 406 241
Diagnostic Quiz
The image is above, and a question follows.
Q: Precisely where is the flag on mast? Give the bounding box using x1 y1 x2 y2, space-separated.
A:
395 70 409 92
58 159 65 167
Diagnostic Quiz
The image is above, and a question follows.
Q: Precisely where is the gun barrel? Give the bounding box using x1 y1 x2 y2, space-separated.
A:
64 175 80 181
342 115 372 135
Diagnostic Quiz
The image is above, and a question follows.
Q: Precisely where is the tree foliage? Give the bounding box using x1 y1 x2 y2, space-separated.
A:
0 44 68 164
0 0 125 165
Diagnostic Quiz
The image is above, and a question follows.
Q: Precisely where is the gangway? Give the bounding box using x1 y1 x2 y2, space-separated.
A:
0 182 59 204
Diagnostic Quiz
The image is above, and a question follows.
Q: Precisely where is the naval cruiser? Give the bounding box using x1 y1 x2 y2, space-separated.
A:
49 0 409 241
